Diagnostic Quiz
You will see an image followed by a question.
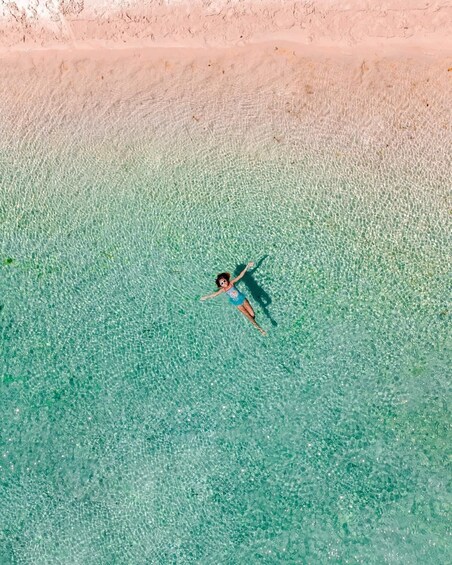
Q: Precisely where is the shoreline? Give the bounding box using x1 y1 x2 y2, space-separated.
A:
1 2 450 176
0 37 451 58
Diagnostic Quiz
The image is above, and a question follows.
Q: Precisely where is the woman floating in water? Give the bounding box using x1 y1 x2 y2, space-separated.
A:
201 262 266 335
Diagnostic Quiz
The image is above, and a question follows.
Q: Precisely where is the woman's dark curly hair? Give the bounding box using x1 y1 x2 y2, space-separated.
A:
215 272 231 288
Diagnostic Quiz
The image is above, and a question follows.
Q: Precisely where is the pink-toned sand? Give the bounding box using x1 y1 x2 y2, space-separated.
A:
0 1 450 166
1 1 451 53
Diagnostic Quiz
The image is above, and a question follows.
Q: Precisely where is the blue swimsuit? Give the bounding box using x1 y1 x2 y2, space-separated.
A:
226 285 246 306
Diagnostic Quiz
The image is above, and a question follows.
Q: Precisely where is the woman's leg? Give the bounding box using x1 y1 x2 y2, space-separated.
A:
242 299 255 318
238 305 266 335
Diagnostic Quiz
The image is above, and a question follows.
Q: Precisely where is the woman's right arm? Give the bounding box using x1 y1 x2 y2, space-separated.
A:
200 289 223 301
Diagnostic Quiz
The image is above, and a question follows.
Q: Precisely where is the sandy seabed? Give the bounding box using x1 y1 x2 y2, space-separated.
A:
0 49 450 197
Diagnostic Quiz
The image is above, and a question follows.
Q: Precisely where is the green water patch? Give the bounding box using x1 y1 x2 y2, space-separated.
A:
0 141 450 563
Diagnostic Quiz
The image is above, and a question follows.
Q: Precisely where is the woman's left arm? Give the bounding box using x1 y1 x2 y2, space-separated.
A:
231 261 254 284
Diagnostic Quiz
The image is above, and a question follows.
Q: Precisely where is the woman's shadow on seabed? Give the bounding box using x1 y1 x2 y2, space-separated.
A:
234 256 278 327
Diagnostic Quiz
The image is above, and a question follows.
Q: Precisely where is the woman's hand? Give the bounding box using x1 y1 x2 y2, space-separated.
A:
247 261 254 269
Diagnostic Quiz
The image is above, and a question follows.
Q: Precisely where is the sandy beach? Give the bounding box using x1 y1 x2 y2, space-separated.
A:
1 1 450 166
1 0 451 52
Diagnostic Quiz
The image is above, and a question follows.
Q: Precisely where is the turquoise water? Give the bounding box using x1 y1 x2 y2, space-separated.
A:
1 133 450 564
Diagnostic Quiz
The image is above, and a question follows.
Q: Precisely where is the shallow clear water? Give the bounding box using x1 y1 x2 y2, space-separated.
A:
1 133 450 563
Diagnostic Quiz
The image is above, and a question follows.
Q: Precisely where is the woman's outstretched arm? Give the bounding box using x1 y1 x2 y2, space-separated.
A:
200 289 224 301
231 261 254 284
